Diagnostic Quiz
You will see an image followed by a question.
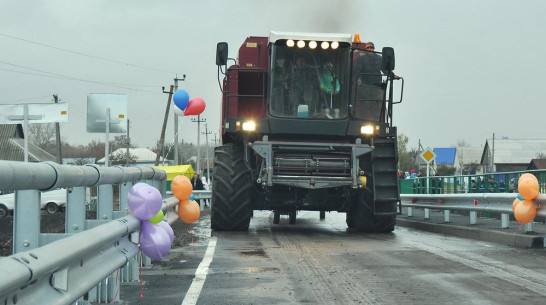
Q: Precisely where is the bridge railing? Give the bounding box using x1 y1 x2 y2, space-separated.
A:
0 160 176 304
400 169 546 195
400 193 546 240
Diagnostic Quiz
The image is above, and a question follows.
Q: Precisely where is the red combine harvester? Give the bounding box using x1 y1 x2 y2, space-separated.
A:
212 31 403 232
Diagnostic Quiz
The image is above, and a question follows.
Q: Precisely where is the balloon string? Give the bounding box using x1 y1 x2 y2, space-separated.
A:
191 223 197 255
139 252 144 298
161 116 186 166
109 268 120 303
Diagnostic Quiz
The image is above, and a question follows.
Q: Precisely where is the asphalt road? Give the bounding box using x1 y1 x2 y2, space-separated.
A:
120 210 546 305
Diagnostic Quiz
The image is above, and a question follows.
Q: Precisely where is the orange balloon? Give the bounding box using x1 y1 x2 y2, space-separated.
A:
518 176 539 200
512 198 522 212
519 173 538 185
514 200 537 224
171 175 193 201
178 200 200 223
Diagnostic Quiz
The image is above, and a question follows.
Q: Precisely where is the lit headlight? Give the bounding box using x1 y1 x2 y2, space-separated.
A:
321 41 329 49
331 41 339 49
287 39 295 47
360 125 374 135
297 40 305 48
242 121 256 131
309 41 317 49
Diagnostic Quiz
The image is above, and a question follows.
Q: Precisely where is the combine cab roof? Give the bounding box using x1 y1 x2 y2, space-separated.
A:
269 31 353 44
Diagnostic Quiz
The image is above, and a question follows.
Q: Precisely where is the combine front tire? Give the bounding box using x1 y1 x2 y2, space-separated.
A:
348 189 395 233
211 143 253 231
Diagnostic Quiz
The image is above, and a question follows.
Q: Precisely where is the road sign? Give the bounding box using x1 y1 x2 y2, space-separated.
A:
86 94 127 133
420 147 436 164
0 103 68 124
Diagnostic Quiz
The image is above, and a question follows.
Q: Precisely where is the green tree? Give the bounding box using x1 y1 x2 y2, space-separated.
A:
436 164 456 176
398 133 412 172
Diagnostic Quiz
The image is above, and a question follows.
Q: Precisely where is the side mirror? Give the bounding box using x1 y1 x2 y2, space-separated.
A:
216 42 228 66
381 47 395 71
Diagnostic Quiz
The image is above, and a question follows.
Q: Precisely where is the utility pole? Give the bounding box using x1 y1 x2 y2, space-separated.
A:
191 115 206 174
173 75 186 165
155 85 174 166
211 133 220 146
202 124 212 184
125 119 130 166
53 94 62 164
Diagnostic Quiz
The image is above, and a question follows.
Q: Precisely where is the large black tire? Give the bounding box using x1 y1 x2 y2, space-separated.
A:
288 210 296 224
0 204 8 218
46 202 59 214
273 211 280 224
211 143 253 231
348 189 396 233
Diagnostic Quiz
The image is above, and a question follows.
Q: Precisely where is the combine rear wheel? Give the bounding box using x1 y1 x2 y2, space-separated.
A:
348 189 395 233
211 143 253 231
288 210 296 224
273 211 280 224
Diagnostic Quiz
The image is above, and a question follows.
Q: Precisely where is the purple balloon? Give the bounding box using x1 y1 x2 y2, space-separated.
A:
128 183 163 220
139 221 171 260
157 220 174 244
173 89 190 111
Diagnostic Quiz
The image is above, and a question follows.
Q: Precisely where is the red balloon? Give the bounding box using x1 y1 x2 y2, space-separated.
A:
184 97 206 116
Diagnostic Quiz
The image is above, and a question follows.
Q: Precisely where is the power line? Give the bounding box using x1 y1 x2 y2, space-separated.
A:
0 33 181 75
0 66 162 94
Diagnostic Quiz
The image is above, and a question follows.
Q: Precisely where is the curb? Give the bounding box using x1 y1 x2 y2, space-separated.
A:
396 218 544 248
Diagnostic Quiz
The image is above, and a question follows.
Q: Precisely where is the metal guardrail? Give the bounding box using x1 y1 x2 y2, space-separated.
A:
400 193 546 233
0 161 175 304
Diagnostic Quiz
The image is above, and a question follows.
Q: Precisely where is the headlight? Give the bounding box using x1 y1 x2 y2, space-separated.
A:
286 39 295 47
297 40 306 48
321 41 329 49
309 41 317 49
242 121 256 131
360 125 374 135
331 41 339 49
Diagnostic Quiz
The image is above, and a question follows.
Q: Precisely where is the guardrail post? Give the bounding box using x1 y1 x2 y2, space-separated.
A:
407 207 413 217
470 211 477 225
424 208 430 220
66 187 87 233
13 189 40 253
444 210 450 223
97 184 114 221
523 222 534 233
501 214 510 229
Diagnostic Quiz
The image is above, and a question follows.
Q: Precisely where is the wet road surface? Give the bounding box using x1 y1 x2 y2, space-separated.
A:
120 210 546 305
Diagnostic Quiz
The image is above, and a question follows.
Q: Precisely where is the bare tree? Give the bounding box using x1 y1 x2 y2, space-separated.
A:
29 123 56 150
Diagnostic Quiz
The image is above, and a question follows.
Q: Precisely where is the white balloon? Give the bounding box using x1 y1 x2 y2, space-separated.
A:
173 104 185 116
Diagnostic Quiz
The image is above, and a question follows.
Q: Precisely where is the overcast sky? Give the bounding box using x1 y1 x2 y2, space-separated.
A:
1 0 545 151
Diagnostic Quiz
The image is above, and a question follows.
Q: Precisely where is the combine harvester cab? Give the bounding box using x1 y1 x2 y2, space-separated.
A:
212 31 404 232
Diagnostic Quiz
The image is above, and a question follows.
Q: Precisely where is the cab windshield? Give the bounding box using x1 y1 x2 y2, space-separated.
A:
269 43 350 119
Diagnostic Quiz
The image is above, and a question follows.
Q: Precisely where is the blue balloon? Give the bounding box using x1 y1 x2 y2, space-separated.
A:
173 89 190 111
189 194 195 201
517 193 524 201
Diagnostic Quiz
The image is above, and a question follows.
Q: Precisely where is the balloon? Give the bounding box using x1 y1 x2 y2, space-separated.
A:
149 210 164 224
178 199 200 223
171 175 193 201
173 103 185 116
128 183 163 220
173 89 190 110
519 173 539 185
157 220 174 244
512 198 521 212
518 176 539 200
183 97 206 116
139 221 172 259
513 200 537 224
189 194 195 201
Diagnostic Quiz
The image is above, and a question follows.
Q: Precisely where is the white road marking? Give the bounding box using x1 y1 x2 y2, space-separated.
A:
181 236 217 305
